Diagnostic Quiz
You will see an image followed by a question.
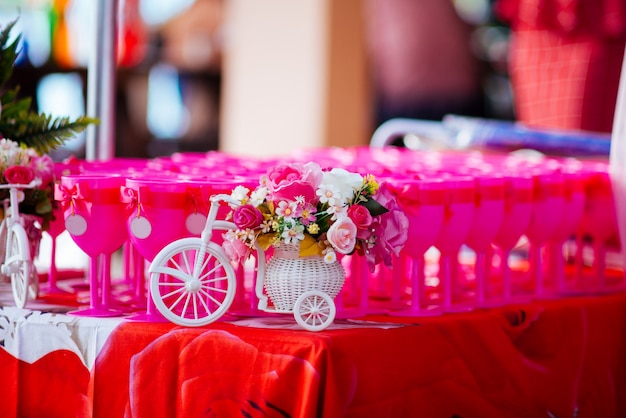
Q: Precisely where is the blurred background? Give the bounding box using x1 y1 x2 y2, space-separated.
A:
1 0 514 159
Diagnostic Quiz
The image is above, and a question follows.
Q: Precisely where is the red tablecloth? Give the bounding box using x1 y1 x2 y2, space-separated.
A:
1 291 626 417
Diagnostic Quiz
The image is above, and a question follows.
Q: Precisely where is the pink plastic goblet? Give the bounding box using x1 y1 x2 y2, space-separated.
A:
387 177 445 316
122 176 190 321
546 170 586 294
57 174 128 317
491 174 533 303
526 170 565 297
43 161 83 295
576 168 619 293
465 174 505 306
433 175 475 312
123 176 189 261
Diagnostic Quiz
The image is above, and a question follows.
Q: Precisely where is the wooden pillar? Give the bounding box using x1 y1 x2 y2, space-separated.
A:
220 0 372 157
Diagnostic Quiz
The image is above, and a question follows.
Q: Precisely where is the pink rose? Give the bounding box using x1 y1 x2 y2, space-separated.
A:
300 161 324 187
363 183 409 269
232 204 264 229
265 162 322 203
326 216 357 254
222 237 250 263
347 204 373 230
4 165 35 184
31 154 55 185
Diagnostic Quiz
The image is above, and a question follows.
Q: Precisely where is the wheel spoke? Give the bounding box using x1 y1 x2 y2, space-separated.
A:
198 287 226 307
192 293 199 319
201 282 230 294
182 250 193 275
159 282 186 298
181 292 192 318
166 288 189 311
198 263 225 282
196 291 212 316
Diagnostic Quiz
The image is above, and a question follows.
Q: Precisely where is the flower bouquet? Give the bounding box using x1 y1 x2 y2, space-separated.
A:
0 139 55 226
220 161 409 313
221 161 409 270
0 19 97 267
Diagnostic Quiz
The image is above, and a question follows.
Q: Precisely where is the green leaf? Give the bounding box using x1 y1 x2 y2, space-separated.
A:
360 197 389 217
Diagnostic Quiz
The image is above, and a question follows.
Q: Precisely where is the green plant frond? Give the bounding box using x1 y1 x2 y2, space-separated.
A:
1 114 100 154
0 19 17 48
1 85 19 103
0 19 98 154
0 19 19 88
1 89 31 118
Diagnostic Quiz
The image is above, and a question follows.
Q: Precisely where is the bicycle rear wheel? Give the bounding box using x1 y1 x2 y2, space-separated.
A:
6 224 31 308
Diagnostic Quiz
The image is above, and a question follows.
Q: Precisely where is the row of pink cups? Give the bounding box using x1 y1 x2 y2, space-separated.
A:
46 147 621 319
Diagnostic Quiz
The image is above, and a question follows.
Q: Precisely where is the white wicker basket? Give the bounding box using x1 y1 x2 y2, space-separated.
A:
264 242 345 312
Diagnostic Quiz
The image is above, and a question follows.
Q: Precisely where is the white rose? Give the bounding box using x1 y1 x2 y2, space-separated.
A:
322 168 363 203
250 186 269 206
231 185 250 203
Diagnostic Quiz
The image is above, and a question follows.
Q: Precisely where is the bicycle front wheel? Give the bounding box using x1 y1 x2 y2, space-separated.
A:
149 238 237 326
6 224 31 308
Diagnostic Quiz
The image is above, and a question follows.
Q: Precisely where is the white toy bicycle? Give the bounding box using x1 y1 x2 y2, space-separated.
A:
0 179 41 308
149 194 340 331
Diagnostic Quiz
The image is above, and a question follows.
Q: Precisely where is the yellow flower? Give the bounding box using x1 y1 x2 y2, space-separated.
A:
307 223 320 234
364 174 379 195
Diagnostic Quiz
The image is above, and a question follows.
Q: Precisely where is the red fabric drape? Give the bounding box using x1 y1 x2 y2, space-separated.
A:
2 293 626 417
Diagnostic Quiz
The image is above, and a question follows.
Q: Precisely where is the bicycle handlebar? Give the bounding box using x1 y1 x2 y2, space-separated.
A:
0 178 42 190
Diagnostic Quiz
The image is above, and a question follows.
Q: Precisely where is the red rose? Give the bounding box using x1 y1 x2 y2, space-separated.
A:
347 204 373 229
4 165 35 184
233 204 264 229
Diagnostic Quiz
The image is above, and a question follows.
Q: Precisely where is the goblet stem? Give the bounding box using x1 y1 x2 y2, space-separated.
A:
101 254 112 308
594 240 606 292
411 255 425 310
475 252 486 305
123 242 132 287
234 263 245 309
485 246 494 293
501 248 512 302
530 244 543 297
389 254 440 317
360 258 370 313
550 241 566 293
441 254 452 309
134 249 145 302
574 233 585 290
391 253 405 306
47 236 58 292
250 257 260 312
89 256 101 310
